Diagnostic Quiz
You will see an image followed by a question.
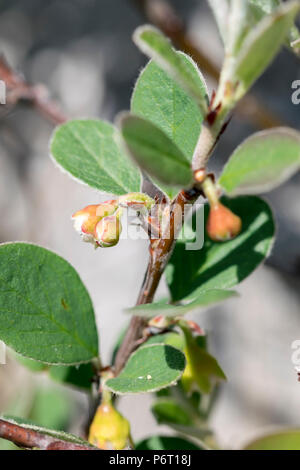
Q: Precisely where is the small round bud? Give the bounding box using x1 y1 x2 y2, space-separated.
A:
206 202 242 242
194 168 206 183
88 402 130 450
72 200 118 246
95 214 122 248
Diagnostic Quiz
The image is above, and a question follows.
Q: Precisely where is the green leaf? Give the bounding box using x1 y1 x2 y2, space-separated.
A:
166 196 275 301
106 344 185 394
181 333 226 395
0 415 94 447
249 0 280 14
151 399 193 426
219 127 300 196
119 113 193 196
131 55 204 162
243 429 300 450
136 435 203 450
49 363 94 391
249 1 300 55
50 119 141 195
0 243 99 364
125 289 238 317
144 332 185 351
133 25 208 115
234 2 300 99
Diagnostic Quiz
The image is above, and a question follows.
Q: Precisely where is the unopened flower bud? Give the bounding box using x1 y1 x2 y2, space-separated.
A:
95 213 122 248
88 401 130 450
119 192 155 211
201 176 242 242
148 315 174 329
72 200 118 246
185 320 205 336
206 202 242 242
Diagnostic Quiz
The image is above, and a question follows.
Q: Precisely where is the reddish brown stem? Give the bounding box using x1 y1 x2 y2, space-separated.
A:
114 188 201 375
0 56 67 125
0 419 98 451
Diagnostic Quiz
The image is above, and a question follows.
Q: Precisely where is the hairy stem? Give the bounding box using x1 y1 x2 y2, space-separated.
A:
0 419 97 451
114 188 201 375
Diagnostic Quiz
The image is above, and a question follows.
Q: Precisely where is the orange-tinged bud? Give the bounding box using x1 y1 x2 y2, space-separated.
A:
72 200 118 246
88 402 130 450
206 203 242 242
95 214 122 248
148 315 173 329
95 200 118 218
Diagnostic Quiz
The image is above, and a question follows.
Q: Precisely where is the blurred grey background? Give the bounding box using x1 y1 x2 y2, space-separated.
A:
0 0 299 449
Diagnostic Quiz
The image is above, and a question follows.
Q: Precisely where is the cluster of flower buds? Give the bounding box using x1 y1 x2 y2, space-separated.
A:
72 193 156 249
89 391 131 450
202 176 242 242
72 200 122 248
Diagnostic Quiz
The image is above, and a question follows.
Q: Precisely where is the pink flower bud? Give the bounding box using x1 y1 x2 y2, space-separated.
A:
206 203 242 242
72 200 118 246
95 214 122 248
148 315 174 329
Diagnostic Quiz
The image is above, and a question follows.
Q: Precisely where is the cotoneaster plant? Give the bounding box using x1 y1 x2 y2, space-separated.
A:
0 0 300 451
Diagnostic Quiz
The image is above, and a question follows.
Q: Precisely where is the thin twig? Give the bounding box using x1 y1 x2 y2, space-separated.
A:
0 419 98 451
114 188 202 374
0 56 67 125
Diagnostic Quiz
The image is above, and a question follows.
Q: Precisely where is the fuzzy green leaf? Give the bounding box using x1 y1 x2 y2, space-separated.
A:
106 344 185 394
133 25 208 115
50 119 141 195
131 55 204 162
219 127 300 196
125 289 237 317
0 243 98 364
144 332 185 351
250 0 280 14
166 196 275 301
234 2 300 99
119 113 193 194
